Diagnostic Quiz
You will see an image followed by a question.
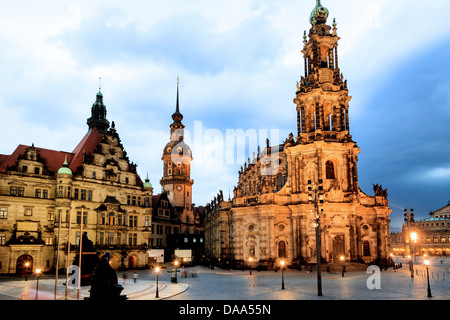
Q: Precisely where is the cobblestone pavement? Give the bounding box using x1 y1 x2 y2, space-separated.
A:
0 256 448 300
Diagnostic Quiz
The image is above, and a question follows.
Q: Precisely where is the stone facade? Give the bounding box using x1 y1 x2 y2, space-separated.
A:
0 91 153 274
391 203 450 257
204 1 392 269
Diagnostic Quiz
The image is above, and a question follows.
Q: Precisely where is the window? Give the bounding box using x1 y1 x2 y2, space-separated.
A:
58 186 63 198
165 226 171 235
18 187 24 196
129 215 138 227
128 233 137 246
22 165 28 173
10 187 17 196
74 188 79 199
101 213 106 225
0 207 8 219
42 189 48 199
108 232 114 245
88 190 93 201
157 225 163 235
24 208 32 216
45 236 53 245
67 187 71 198
77 211 87 224
47 211 54 221
108 212 115 225
145 216 150 227
80 189 86 200
0 234 6 245
117 233 122 245
118 214 123 226
35 189 41 198
326 160 335 179
34 167 40 174
144 197 150 207
99 232 105 245
92 171 96 179
184 237 188 243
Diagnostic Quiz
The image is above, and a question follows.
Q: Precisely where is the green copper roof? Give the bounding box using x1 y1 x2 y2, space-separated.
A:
57 156 72 175
310 0 329 25
143 174 152 188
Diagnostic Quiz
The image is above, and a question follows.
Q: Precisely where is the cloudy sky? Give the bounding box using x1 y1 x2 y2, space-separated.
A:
0 0 449 229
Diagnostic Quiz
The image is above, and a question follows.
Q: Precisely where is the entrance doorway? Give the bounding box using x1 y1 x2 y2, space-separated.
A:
128 255 137 269
16 254 33 275
332 235 345 261
278 241 286 259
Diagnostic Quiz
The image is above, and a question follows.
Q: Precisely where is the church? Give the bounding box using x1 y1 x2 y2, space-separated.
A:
204 0 392 270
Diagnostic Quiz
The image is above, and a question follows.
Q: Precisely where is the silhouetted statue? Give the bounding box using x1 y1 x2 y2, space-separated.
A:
88 252 126 300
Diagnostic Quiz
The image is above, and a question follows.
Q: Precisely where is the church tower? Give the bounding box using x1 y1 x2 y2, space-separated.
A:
87 89 110 134
160 79 194 232
288 0 359 196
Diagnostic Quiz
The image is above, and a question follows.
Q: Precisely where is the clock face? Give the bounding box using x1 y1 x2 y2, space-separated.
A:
176 185 182 191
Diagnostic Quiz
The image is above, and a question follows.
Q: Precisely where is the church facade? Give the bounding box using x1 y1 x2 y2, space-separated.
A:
204 1 392 269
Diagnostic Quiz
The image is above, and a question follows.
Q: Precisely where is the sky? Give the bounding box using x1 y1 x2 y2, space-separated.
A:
0 0 449 230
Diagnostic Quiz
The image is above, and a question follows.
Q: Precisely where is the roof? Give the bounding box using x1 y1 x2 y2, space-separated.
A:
0 127 103 177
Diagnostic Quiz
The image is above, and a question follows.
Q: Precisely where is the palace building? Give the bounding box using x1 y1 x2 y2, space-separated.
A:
204 0 392 269
0 80 203 275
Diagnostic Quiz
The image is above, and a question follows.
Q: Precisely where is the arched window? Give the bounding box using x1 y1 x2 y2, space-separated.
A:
326 160 335 179
278 241 286 259
363 241 370 256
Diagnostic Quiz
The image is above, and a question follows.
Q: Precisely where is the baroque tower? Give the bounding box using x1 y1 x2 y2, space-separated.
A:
204 0 391 269
160 79 194 233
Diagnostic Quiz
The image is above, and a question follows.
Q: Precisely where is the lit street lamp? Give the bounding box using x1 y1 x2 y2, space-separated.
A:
25 262 30 281
280 261 285 290
424 259 432 298
308 182 324 297
404 208 415 278
172 261 179 283
35 268 41 300
249 258 253 275
155 267 160 298
340 256 345 277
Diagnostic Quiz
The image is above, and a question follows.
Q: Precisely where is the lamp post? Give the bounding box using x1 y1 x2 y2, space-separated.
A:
309 183 323 297
340 256 345 277
155 267 160 298
172 261 179 283
424 259 432 298
35 268 41 300
249 258 253 275
410 232 418 263
280 261 285 290
25 262 30 281
404 208 415 278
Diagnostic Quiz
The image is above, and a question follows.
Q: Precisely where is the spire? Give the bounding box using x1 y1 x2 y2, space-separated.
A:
87 82 110 134
170 77 185 138
310 0 329 25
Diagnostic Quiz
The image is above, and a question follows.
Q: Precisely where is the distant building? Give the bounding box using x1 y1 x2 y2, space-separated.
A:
204 1 392 270
391 202 450 257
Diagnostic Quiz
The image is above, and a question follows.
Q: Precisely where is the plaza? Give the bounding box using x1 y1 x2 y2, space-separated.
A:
0 256 447 301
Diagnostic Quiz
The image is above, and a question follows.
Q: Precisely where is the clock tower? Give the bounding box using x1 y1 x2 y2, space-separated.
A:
160 79 194 232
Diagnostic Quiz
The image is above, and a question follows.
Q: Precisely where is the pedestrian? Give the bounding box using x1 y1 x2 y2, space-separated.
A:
133 272 138 283
122 273 128 284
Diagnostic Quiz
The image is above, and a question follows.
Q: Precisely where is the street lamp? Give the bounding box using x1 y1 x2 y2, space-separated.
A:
424 259 432 298
25 262 30 281
249 258 253 275
308 182 323 297
155 267 160 298
340 256 345 277
411 232 418 263
404 208 415 278
280 261 285 290
172 261 179 283
35 268 41 300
